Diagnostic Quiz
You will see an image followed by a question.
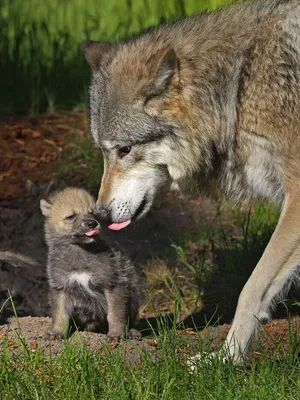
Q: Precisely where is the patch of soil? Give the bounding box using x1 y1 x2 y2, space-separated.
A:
0 317 159 363
0 111 86 199
0 316 299 363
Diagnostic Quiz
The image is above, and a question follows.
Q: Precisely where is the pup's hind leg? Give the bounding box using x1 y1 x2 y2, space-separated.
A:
128 293 142 339
46 290 69 340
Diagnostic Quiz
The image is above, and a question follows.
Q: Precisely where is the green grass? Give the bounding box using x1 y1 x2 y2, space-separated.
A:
1 188 300 398
55 130 104 189
0 320 299 399
1 0 232 115
156 200 281 323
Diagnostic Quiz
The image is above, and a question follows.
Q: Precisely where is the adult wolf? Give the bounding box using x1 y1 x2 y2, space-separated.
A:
83 0 300 363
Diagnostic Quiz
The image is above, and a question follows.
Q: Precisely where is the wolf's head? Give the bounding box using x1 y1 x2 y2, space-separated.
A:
83 38 214 230
40 188 100 244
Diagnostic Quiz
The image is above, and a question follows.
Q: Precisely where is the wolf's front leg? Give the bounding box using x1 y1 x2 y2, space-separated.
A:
46 290 69 340
105 287 129 341
224 193 300 363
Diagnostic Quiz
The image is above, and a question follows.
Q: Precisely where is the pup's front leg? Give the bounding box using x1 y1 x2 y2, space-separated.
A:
105 287 129 341
46 290 69 340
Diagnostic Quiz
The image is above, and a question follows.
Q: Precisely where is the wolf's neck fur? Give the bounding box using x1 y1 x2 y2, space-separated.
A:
162 3 289 205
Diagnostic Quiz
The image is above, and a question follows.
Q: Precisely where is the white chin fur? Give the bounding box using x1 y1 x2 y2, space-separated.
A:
170 181 180 192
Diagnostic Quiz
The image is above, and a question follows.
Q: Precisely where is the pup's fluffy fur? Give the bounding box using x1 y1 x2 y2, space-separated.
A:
40 187 141 340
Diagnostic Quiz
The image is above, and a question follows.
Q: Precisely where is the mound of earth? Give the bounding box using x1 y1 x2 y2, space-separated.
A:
0 316 299 363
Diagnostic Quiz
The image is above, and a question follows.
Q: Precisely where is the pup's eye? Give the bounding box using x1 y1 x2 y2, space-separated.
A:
118 146 131 158
65 214 76 220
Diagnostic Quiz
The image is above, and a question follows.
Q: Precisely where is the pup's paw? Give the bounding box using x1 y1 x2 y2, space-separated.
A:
129 328 142 340
105 332 125 343
44 330 65 341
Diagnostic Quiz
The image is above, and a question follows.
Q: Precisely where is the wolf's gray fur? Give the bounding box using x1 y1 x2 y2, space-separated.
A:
83 0 300 362
41 188 141 340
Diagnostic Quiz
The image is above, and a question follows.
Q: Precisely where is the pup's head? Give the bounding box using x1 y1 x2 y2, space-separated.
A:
83 38 201 230
40 188 100 244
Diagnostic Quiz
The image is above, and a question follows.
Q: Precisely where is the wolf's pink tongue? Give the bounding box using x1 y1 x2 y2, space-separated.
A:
85 229 100 237
108 220 131 231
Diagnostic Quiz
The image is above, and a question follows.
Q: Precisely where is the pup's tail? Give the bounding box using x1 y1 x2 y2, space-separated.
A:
0 250 39 268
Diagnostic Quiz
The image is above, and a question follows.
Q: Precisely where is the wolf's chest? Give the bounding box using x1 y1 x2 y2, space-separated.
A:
226 133 285 203
244 141 284 203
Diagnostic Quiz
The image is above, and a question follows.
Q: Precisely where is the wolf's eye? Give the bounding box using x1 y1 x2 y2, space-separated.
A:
65 214 76 220
118 146 131 158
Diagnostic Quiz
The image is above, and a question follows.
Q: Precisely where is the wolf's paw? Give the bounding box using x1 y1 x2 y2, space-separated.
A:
258 311 271 325
187 351 228 373
187 349 251 372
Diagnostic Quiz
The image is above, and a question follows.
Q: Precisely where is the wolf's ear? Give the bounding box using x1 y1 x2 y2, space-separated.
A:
40 199 52 217
145 48 178 96
82 39 111 70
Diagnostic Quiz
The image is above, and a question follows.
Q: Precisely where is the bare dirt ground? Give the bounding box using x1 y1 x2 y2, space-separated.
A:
1 316 299 364
1 111 299 360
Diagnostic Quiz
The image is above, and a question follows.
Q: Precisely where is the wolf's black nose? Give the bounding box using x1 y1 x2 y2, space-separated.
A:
93 204 111 223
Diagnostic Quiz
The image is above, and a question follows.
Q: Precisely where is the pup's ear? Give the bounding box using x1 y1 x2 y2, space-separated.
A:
40 199 52 217
82 39 111 70
145 48 178 96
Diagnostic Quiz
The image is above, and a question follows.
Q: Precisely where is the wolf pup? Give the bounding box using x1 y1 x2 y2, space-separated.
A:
40 187 141 340
83 0 300 362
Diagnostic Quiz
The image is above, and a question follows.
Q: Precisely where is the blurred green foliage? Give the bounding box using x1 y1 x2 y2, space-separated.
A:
0 0 231 114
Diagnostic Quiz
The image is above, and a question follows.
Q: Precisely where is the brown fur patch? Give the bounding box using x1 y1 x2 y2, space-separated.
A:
163 92 188 118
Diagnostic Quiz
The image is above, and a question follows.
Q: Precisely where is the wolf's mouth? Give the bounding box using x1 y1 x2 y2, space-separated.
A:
132 197 147 221
108 197 148 231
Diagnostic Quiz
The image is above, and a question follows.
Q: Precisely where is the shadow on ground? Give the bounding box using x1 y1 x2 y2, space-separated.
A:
1 183 299 328
0 182 212 322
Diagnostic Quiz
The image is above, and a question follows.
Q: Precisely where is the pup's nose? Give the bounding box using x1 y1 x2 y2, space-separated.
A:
87 219 98 229
93 204 111 223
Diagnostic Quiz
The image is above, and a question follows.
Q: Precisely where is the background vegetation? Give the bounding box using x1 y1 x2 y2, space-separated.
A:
2 1 299 398
0 0 231 115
